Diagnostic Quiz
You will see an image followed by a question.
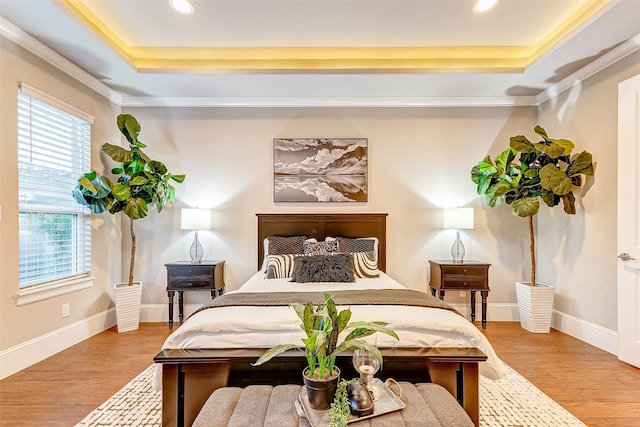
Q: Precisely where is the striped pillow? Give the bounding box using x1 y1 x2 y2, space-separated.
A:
352 251 380 278
265 254 297 279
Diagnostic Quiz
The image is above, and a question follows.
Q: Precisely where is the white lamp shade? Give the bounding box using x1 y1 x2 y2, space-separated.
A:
443 208 474 230
181 208 211 230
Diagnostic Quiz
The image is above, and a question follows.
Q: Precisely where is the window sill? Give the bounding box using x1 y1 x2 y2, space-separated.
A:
16 275 95 306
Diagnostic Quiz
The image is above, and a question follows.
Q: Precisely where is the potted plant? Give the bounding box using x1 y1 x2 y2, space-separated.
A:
470 125 594 332
252 293 398 410
73 114 185 332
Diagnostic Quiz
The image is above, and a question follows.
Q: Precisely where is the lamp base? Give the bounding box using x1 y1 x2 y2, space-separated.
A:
451 230 466 263
189 231 204 264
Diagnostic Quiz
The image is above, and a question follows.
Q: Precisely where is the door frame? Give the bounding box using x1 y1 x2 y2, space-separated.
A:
617 73 640 368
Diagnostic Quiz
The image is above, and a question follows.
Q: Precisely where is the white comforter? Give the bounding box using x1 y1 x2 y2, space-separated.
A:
155 272 506 388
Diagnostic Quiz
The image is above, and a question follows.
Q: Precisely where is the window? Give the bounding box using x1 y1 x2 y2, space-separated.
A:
17 83 93 296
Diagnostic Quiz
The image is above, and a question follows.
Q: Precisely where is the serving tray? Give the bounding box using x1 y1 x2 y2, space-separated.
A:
297 379 405 426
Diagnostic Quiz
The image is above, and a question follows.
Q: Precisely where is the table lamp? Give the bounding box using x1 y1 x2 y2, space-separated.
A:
181 208 211 264
443 207 474 263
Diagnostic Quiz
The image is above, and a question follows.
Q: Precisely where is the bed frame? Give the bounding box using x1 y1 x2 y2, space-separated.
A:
257 213 388 271
154 213 486 427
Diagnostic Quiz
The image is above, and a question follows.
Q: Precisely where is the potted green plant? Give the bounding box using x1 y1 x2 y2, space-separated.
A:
470 125 594 332
252 293 398 410
73 114 185 332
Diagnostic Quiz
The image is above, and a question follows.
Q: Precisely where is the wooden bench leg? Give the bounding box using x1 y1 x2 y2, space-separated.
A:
426 361 479 426
162 363 231 427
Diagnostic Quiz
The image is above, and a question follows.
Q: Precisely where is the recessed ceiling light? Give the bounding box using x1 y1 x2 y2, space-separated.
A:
170 0 194 15
474 0 498 13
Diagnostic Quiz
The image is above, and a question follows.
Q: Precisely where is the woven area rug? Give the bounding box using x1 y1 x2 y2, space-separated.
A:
75 363 585 427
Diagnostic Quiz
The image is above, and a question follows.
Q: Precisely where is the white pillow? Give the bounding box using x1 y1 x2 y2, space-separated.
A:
260 237 269 272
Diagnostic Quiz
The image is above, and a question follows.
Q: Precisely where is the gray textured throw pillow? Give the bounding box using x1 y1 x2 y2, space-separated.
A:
267 235 306 255
291 253 355 283
336 237 376 254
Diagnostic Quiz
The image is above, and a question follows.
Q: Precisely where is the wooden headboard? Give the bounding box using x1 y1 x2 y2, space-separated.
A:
257 213 388 272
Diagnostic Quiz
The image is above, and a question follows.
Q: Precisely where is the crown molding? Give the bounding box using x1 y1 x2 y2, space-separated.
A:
0 17 122 105
537 32 640 105
120 96 538 108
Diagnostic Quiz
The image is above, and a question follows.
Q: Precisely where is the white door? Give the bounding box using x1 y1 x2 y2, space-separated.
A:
617 73 640 368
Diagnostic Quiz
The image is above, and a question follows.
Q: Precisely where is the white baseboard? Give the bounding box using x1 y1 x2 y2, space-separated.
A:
0 308 116 380
140 304 170 322
451 302 618 355
449 302 520 322
1 302 618 380
0 303 198 379
140 303 201 323
550 310 618 355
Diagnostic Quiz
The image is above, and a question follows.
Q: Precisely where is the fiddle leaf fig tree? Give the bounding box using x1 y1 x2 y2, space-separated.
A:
73 114 185 286
471 125 594 287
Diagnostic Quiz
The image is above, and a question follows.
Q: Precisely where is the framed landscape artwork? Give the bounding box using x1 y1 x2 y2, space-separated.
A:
273 138 368 202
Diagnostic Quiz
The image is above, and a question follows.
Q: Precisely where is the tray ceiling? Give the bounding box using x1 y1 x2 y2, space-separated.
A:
1 0 639 106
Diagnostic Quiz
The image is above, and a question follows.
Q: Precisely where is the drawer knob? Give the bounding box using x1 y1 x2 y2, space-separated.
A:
463 269 468 273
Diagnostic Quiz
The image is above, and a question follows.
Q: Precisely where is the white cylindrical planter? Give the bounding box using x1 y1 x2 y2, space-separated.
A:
113 281 143 333
515 281 555 333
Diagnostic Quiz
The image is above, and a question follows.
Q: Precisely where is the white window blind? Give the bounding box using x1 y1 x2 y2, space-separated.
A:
17 83 93 289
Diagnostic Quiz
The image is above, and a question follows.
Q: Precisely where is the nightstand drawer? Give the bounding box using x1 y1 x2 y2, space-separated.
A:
442 278 486 289
168 266 214 286
169 279 213 290
168 270 214 289
440 266 486 277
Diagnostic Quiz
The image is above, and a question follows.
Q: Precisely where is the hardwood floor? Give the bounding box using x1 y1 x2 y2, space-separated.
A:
0 322 638 426
0 323 172 427
481 323 640 427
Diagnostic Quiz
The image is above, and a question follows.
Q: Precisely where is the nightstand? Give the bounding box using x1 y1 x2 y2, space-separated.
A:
165 260 225 329
428 260 491 329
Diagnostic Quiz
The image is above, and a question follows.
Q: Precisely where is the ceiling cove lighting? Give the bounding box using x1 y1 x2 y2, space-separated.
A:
474 0 498 13
170 0 194 15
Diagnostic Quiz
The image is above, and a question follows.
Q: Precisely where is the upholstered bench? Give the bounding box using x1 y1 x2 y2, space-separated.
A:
192 382 474 427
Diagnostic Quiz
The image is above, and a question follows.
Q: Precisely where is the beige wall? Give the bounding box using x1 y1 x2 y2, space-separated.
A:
536 50 640 330
121 107 538 309
0 38 121 350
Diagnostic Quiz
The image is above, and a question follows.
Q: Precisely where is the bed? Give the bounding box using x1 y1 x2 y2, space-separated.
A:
153 213 506 427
